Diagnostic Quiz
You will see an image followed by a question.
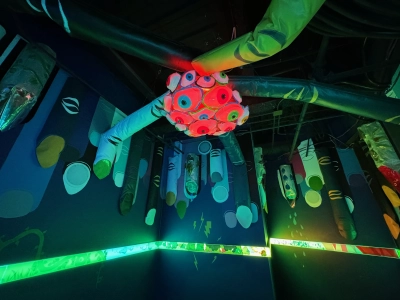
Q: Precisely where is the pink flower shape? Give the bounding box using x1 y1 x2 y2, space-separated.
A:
203 85 232 109
215 103 244 123
172 87 202 112
167 110 194 125
187 119 217 137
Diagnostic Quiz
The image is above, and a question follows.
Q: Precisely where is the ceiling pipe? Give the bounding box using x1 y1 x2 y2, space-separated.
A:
229 76 400 125
3 0 199 72
3 1 399 125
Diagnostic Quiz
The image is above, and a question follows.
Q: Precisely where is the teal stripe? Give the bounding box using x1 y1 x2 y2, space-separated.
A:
247 43 270 58
258 29 286 48
234 46 254 64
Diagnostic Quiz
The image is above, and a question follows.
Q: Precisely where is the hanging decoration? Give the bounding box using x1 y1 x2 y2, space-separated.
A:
93 70 248 180
164 70 248 137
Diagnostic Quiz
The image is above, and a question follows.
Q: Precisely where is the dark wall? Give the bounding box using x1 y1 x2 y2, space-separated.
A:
156 250 275 300
0 17 160 299
271 245 400 300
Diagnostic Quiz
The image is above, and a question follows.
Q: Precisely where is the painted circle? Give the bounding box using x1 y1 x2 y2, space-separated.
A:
224 211 237 228
178 95 191 109
213 186 229 203
199 114 208 120
217 88 230 105
186 73 193 81
198 141 212 155
305 190 322 208
295 174 304 184
204 76 211 82
66 163 90 186
227 110 239 121
197 126 209 134
308 176 323 191
251 202 259 223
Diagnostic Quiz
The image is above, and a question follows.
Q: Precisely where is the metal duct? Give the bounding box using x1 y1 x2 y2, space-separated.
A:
229 76 400 124
3 0 198 72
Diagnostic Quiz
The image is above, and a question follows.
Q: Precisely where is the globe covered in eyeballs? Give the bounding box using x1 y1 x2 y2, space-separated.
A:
163 70 249 137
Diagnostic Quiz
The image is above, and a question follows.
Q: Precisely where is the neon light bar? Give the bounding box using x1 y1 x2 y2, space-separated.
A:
0 242 155 285
0 241 269 285
270 238 400 259
157 241 271 258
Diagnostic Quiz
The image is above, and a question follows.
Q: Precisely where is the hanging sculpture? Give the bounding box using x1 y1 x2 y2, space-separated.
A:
93 70 249 179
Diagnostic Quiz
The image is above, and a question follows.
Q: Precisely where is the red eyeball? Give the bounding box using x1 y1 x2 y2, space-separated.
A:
203 86 232 109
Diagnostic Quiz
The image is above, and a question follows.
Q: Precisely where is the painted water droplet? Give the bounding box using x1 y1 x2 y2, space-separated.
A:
296 230 298 233
300 232 303 236
303 265 305 268
293 217 297 225
303 251 306 256
300 225 304 230
294 212 297 217
291 231 294 238
289 214 292 219
288 225 290 228
294 253 297 258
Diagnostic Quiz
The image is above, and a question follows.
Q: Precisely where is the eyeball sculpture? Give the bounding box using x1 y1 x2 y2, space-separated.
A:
93 70 249 180
163 70 249 137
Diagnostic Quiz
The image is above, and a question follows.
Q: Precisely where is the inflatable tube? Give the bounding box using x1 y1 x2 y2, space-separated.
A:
145 142 164 225
93 93 166 179
254 147 267 213
317 147 357 240
211 150 230 203
192 0 325 74
229 76 400 125
210 148 223 183
7 0 197 72
1 43 56 131
278 164 297 208
233 163 253 229
166 155 179 206
184 153 200 199
118 130 145 216
218 132 245 166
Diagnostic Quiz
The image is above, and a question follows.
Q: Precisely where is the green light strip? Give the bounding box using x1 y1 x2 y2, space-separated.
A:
157 241 271 257
0 242 154 285
0 241 270 285
270 238 400 259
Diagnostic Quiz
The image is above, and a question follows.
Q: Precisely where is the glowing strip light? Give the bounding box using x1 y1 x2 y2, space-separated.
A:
0 242 155 285
270 238 400 259
157 241 271 258
0 241 269 285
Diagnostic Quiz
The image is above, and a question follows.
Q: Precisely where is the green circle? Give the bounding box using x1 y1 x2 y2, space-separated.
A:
309 176 323 191
93 159 112 179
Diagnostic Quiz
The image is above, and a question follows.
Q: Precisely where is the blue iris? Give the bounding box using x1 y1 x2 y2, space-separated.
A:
186 73 193 81
178 95 191 109
199 114 208 120
204 76 211 82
